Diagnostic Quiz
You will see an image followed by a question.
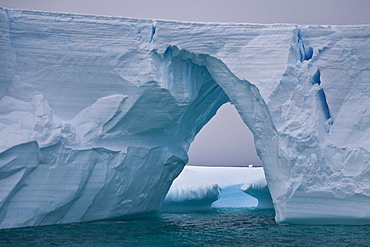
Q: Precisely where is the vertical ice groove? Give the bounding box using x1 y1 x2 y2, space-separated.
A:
311 69 321 85
296 28 314 62
319 93 331 121
311 69 333 125
149 21 156 43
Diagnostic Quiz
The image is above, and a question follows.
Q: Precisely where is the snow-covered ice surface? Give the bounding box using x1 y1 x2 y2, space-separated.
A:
162 166 264 212
1 8 370 228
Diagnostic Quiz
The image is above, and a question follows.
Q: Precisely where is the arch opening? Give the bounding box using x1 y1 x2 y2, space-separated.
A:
188 102 262 167
162 102 272 212
158 46 275 212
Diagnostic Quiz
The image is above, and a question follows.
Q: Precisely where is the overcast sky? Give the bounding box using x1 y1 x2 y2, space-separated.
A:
1 0 370 25
1 0 369 166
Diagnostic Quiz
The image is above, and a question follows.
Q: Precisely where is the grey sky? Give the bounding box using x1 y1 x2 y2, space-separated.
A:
188 103 262 166
1 0 370 25
1 0 369 166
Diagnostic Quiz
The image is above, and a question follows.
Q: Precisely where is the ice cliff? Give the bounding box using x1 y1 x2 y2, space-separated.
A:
1 8 370 228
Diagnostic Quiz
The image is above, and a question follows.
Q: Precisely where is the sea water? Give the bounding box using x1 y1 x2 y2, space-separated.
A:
1 208 370 246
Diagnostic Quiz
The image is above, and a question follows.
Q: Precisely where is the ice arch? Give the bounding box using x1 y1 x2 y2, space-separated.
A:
151 45 282 200
2 9 370 228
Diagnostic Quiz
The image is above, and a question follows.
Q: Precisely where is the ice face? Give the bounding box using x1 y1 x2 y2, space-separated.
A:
1 8 370 228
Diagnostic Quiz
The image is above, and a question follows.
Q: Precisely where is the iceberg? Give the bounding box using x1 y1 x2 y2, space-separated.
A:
162 183 221 212
241 177 274 209
162 166 264 212
1 8 370 228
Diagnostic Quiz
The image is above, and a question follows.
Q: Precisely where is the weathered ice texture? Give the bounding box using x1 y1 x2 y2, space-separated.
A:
0 8 370 228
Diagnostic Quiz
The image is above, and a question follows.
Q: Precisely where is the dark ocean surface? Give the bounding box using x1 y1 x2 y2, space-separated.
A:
1 208 370 246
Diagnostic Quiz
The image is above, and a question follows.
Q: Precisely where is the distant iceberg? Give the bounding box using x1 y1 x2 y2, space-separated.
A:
241 177 274 209
1 7 370 228
162 166 265 212
162 183 221 212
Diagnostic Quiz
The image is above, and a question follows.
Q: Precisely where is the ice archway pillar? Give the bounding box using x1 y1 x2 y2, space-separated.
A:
1 8 370 228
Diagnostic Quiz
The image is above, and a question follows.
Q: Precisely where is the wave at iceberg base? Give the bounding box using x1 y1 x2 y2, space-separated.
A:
1 7 370 228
